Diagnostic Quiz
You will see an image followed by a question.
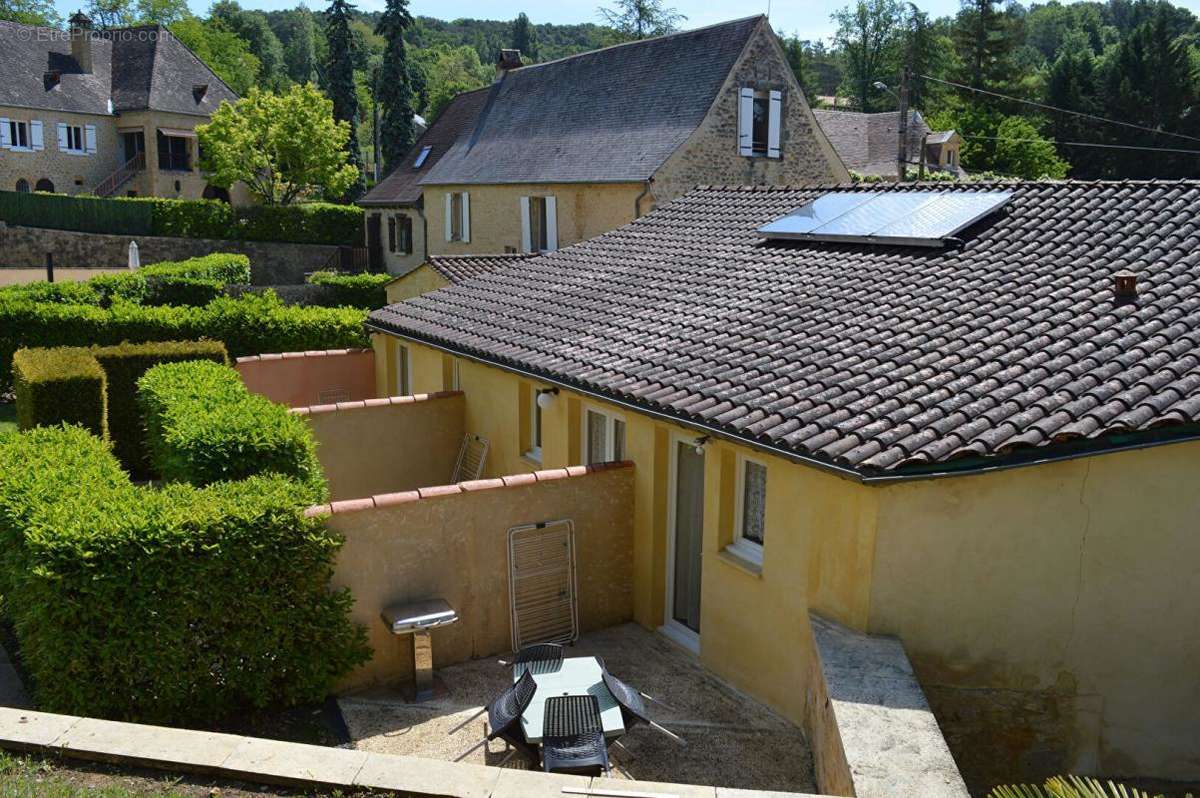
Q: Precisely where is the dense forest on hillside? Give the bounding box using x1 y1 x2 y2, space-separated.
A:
3 0 1200 180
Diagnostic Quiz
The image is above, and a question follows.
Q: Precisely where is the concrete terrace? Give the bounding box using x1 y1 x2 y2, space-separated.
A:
339 623 817 794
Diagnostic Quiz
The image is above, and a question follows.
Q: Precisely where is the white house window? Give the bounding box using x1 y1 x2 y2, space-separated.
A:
1 119 42 151
413 144 432 168
584 407 626 464
728 457 767 566
525 386 543 463
738 88 782 159
521 195 558 253
57 123 94 155
394 341 411 395
445 191 470 243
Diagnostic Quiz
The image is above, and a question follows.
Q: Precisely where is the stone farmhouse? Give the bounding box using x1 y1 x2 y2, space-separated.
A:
0 14 247 202
813 108 965 179
361 179 1200 792
359 15 849 284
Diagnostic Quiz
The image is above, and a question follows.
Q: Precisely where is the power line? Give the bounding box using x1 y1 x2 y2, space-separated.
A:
960 133 1200 156
920 74 1200 146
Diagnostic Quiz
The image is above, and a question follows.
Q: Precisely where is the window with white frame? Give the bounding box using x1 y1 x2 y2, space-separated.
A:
445 191 470 242
738 88 782 159
729 457 767 565
525 386 543 462
520 195 558 253
57 123 93 155
450 358 461 391
394 341 411 395
1 118 43 151
584 406 625 464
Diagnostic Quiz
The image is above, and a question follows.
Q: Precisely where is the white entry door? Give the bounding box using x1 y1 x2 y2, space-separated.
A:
664 439 704 651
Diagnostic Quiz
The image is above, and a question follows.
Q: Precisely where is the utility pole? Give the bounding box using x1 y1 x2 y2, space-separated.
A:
897 64 911 182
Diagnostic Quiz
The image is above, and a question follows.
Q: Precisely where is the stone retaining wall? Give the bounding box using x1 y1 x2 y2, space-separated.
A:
0 222 338 285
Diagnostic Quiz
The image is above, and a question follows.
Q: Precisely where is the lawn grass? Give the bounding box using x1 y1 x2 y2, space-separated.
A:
0 404 15 437
0 751 360 797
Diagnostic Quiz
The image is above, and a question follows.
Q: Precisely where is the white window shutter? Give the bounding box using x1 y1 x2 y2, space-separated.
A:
767 90 782 159
30 120 43 151
57 123 68 150
520 196 532 253
0 118 9 149
84 124 97 154
461 192 470 243
738 87 754 156
545 196 558 251
444 193 453 241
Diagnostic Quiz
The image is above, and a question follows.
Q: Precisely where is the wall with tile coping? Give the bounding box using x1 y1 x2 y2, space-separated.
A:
236 348 376 409
317 461 635 692
294 391 465 502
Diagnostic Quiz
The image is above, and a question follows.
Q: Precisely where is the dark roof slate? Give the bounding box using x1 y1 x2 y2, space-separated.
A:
0 21 235 115
426 253 528 284
421 16 762 186
360 87 491 207
370 180 1200 477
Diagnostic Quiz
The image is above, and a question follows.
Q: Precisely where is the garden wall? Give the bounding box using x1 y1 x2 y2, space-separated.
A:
0 223 336 285
236 349 376 409
318 462 636 692
294 391 465 502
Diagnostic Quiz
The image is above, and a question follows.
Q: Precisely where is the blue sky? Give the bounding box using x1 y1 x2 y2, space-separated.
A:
51 0 1200 43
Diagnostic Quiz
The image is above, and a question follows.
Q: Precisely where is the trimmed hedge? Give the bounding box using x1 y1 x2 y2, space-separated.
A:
12 349 106 439
0 190 362 245
305 271 393 308
12 341 229 477
0 291 368 392
0 425 369 723
139 360 325 500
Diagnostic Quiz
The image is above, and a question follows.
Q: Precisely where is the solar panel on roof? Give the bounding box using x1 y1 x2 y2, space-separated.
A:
757 190 1012 248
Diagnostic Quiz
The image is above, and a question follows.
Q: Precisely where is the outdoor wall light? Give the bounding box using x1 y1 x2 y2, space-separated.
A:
536 387 560 410
693 435 711 455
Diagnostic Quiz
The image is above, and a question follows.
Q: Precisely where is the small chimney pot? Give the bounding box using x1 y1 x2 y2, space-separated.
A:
495 49 523 81
69 11 94 75
1114 270 1138 300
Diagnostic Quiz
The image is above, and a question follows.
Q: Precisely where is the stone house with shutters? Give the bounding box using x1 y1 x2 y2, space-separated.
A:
0 14 249 202
358 15 847 275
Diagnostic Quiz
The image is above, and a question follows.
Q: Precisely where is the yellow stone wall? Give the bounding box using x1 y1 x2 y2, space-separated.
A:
421 182 646 257
384 264 450 304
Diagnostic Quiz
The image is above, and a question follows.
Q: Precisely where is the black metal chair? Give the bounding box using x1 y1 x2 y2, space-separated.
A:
601 669 686 745
513 642 565 675
486 669 540 766
541 694 610 775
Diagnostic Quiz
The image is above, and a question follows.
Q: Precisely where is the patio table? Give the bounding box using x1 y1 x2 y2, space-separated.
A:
516 656 625 744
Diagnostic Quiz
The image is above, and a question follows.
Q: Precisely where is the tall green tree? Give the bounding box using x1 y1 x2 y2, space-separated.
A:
375 0 416 173
780 34 821 100
280 6 320 85
325 0 366 199
953 0 1022 91
1045 31 1101 175
511 12 539 61
198 84 359 204
0 0 59 25
212 1 288 90
171 15 261 94
135 0 186 24
86 0 133 28
597 0 685 41
832 0 904 111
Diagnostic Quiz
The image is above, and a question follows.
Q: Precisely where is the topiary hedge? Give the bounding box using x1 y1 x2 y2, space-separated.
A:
12 349 106 439
0 425 369 724
139 360 325 500
0 291 368 393
305 271 393 309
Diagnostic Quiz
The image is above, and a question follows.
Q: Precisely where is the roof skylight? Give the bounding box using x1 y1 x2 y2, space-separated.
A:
413 145 433 169
757 190 1012 248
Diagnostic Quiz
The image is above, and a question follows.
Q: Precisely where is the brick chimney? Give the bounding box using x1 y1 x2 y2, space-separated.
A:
69 11 94 74
495 49 522 82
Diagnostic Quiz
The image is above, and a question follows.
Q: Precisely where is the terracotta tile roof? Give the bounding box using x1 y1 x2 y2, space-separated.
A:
369 180 1200 478
359 87 491 207
426 253 528 284
421 16 762 186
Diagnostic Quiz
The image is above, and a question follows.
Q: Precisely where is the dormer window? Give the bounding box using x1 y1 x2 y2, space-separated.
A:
192 84 208 102
413 144 432 169
738 87 782 159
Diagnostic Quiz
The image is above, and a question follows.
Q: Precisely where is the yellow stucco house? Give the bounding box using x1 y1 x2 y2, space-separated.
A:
365 179 1200 792
359 15 847 278
0 13 249 202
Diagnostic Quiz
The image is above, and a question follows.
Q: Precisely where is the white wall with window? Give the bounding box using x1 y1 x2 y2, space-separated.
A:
520 195 558 253
737 88 782 158
728 456 767 567
444 191 470 242
57 122 96 155
583 405 626 464
0 118 43 152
